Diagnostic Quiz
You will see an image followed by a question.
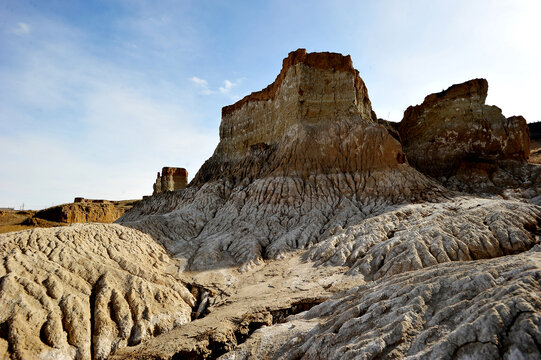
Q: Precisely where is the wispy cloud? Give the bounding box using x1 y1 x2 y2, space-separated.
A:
190 76 214 95
219 79 234 94
11 22 31 35
191 77 244 99
0 8 218 209
190 76 208 87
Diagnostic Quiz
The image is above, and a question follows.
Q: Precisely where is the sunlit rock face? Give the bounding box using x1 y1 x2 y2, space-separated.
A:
218 48 375 157
119 49 446 271
194 48 407 185
153 167 188 194
398 78 530 179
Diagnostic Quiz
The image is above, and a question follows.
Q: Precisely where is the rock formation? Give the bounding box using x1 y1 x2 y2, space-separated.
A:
396 79 541 198
26 200 138 225
397 79 533 193
120 49 446 271
1 49 541 360
153 167 188 195
33 203 123 224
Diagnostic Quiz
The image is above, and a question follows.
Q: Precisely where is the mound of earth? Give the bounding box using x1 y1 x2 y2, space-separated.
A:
0 200 139 234
0 224 193 359
1 49 541 360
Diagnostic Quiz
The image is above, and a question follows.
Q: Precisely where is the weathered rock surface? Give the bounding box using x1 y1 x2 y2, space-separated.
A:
398 79 530 179
153 167 188 195
223 246 541 360
2 49 541 360
110 196 541 360
119 49 447 271
306 197 541 280
0 224 193 359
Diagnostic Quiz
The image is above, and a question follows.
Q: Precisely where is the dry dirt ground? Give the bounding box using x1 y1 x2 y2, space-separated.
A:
0 210 62 234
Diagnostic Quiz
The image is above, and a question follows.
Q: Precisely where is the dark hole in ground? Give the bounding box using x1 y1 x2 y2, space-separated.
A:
0 322 8 341
171 298 326 360
270 298 326 325
187 283 215 321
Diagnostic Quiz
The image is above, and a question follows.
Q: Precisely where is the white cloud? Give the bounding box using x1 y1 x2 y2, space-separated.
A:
190 76 208 87
219 79 234 94
11 22 31 35
190 76 214 95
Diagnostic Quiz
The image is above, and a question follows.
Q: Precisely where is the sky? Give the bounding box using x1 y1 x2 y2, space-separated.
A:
1 0 540 210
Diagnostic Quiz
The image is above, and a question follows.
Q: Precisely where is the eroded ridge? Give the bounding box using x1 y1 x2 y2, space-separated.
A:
306 197 541 279
0 224 194 359
223 248 541 360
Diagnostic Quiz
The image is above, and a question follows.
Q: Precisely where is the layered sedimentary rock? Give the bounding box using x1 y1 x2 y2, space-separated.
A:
120 49 445 271
33 203 125 223
194 49 404 185
153 167 188 194
398 79 530 178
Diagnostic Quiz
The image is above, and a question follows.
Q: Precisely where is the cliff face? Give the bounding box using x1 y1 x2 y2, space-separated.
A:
193 49 404 185
398 79 530 178
218 49 374 158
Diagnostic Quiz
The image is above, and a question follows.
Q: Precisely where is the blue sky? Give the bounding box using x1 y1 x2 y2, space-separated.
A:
1 0 540 209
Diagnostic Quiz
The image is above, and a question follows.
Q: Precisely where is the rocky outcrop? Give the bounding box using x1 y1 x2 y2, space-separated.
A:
398 79 530 179
194 49 403 185
30 200 138 224
153 167 188 194
119 49 446 271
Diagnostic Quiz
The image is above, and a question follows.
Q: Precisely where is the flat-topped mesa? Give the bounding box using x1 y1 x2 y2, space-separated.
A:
217 49 376 158
192 49 406 186
153 167 188 195
398 78 530 178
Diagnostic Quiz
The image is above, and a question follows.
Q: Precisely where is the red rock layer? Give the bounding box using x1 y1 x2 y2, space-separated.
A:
222 48 369 117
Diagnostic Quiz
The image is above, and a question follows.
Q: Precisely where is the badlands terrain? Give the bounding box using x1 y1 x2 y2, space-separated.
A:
1 49 540 359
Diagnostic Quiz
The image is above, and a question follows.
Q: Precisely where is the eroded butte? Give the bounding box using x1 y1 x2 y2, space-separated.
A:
1 49 540 360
